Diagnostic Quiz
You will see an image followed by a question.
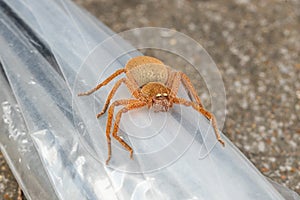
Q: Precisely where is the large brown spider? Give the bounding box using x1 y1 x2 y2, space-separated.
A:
78 56 225 164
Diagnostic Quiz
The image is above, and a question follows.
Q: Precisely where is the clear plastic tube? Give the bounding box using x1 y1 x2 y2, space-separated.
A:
0 0 299 199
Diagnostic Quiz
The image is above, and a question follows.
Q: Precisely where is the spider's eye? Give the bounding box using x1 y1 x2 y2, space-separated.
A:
162 93 168 97
156 93 162 97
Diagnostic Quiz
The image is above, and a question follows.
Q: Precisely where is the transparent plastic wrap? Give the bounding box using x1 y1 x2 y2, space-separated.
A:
0 69 57 200
0 6 60 200
0 0 299 200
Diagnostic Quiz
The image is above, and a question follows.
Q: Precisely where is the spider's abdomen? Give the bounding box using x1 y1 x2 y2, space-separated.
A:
128 63 169 87
125 56 169 87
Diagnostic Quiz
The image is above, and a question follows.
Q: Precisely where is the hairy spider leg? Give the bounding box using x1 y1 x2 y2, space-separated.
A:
105 99 137 164
169 72 181 100
166 70 176 88
96 77 142 118
105 99 146 164
96 78 125 118
173 97 225 146
170 71 203 107
179 72 203 107
110 101 147 163
78 68 125 96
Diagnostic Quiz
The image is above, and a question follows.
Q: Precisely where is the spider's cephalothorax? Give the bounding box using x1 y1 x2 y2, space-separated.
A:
78 56 225 164
141 82 172 112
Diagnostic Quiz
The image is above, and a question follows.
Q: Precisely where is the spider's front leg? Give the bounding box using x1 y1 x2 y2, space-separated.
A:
97 78 144 118
169 71 203 107
96 78 126 118
78 68 125 96
173 97 225 146
105 99 146 164
180 72 204 107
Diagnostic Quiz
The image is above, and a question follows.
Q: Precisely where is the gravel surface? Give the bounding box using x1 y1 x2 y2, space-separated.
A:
0 152 20 200
1 0 299 198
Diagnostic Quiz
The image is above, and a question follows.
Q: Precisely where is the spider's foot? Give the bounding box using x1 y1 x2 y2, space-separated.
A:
105 156 111 165
77 92 89 96
218 138 225 147
130 150 134 160
96 111 105 118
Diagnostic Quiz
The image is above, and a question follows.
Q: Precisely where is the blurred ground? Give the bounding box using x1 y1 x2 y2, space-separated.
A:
0 152 21 200
0 0 299 198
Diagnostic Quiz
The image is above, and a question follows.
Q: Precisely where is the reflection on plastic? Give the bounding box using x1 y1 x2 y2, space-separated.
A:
0 74 57 199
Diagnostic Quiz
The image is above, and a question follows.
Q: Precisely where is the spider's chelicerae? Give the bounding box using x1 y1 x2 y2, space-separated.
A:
78 56 225 164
